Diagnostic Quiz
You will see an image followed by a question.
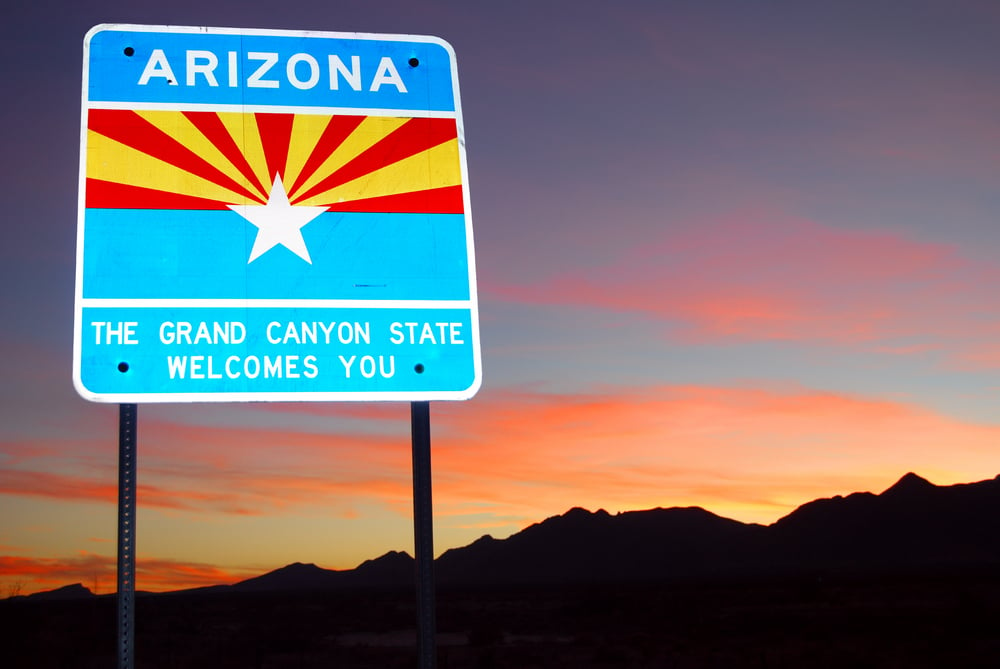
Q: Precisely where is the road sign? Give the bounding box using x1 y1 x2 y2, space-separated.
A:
74 25 481 402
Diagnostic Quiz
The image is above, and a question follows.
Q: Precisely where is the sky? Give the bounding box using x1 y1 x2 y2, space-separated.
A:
2 0 1000 595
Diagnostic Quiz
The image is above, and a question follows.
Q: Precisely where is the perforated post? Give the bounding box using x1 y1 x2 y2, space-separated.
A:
411 401 436 669
117 403 137 669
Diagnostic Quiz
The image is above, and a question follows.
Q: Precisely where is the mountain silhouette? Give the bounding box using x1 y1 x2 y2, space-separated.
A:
768 471 1000 573
14 473 1000 669
21 583 94 601
23 472 1000 600
217 472 1000 592
227 551 416 592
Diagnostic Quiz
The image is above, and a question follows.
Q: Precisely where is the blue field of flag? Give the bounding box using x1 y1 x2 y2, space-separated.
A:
82 210 470 301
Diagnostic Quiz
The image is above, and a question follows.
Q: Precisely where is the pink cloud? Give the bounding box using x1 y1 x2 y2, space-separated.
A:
0 424 414 517
0 470 117 505
948 342 1000 370
0 468 269 516
485 212 992 348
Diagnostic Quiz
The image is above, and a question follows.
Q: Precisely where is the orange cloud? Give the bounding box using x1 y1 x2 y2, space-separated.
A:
0 553 255 595
426 385 1000 524
134 557 253 592
134 417 415 516
0 422 414 517
6 383 999 580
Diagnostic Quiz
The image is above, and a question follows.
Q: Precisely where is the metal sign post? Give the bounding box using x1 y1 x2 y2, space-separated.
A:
411 401 436 668
117 403 137 669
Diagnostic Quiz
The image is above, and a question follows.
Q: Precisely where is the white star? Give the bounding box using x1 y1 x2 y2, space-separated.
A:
228 174 328 264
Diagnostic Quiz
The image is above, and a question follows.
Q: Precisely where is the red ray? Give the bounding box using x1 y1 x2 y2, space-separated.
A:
291 117 458 205
255 113 295 183
287 115 367 197
88 109 265 204
182 111 269 200
86 179 235 210
325 185 464 214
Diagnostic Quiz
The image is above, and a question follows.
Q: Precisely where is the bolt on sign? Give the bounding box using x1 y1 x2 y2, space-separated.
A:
75 25 481 402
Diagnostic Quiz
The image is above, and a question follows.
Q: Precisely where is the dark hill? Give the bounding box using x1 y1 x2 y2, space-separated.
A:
23 583 94 601
768 472 1000 572
882 471 936 496
433 473 1000 585
78 472 1000 596
348 550 414 587
437 505 766 585
227 552 415 593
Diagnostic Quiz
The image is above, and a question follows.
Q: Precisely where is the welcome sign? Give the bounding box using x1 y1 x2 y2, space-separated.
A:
74 25 481 402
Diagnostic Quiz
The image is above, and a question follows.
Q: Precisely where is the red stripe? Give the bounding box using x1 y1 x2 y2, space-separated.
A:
291 117 458 205
325 185 465 214
286 115 367 197
254 113 294 184
88 109 265 204
182 111 269 199
85 179 234 210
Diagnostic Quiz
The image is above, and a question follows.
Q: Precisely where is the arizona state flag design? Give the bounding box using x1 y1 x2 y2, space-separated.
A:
85 110 464 214
82 109 471 299
75 25 480 402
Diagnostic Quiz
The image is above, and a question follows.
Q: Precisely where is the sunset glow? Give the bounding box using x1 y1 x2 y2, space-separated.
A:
3 1 1000 596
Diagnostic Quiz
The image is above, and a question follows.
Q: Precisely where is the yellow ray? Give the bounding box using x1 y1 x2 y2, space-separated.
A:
135 110 268 201
289 116 410 200
216 112 272 192
284 114 338 192
295 138 462 206
87 130 251 203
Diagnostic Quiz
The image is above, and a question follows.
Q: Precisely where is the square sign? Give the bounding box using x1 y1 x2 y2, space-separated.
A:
74 24 481 402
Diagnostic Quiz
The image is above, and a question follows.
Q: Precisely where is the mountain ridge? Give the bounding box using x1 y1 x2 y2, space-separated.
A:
16 472 1000 599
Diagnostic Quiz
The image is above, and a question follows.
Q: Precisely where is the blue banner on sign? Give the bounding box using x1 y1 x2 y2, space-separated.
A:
79 306 476 398
86 28 457 112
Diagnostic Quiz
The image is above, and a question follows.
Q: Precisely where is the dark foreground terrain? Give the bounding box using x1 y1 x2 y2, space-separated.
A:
4 569 1000 668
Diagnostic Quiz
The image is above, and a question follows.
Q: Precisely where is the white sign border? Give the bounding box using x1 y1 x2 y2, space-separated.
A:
74 23 482 403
